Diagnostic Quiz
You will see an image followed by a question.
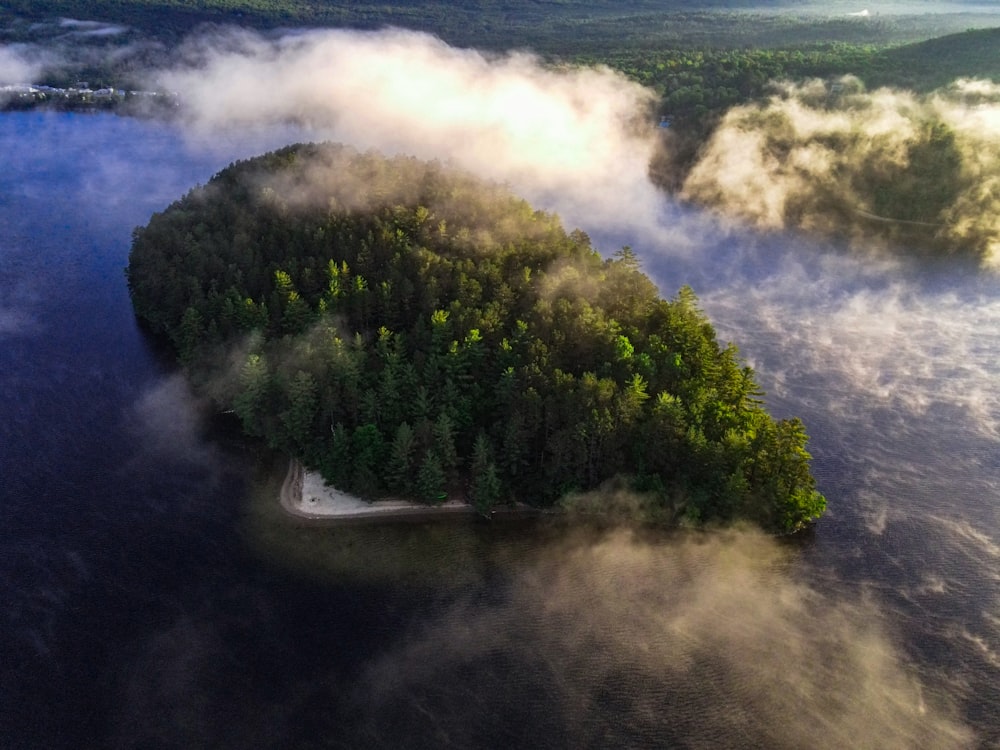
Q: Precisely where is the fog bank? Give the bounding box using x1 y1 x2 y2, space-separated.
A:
0 44 48 86
683 246 1000 441
683 77 1000 266
154 28 662 240
356 528 973 748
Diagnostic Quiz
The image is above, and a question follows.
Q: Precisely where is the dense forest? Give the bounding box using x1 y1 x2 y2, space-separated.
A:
5 1 1000 103
127 143 825 532
8 3 1000 247
18 0 1000 521
4 1 995 52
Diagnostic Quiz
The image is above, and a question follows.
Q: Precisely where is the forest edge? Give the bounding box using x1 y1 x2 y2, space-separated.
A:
279 457 543 524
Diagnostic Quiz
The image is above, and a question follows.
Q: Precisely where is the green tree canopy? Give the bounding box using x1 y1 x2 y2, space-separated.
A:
127 142 825 532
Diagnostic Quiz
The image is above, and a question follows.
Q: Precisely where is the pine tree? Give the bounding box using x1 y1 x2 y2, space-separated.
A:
233 351 270 436
351 423 384 497
280 370 318 459
470 433 503 515
433 411 460 481
324 422 353 488
386 422 416 495
417 451 446 504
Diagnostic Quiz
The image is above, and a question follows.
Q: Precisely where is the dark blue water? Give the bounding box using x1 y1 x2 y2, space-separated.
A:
2 112 998 749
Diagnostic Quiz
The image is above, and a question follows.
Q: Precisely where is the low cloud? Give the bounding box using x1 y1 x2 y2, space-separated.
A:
0 44 50 85
128 374 217 469
154 27 663 242
356 528 972 748
682 77 1000 266
57 18 128 37
109 527 974 748
692 248 1000 442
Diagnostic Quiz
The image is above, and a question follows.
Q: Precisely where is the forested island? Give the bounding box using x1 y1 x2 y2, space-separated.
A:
127 143 825 532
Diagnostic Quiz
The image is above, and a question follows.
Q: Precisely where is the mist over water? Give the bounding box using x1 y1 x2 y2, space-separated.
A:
1 76 999 749
351 528 975 749
639 221 1000 741
152 28 663 242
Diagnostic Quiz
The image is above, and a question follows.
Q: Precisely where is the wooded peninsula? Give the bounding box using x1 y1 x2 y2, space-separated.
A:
127 143 826 532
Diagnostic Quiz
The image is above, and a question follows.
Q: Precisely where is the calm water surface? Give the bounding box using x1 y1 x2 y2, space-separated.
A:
1 112 998 748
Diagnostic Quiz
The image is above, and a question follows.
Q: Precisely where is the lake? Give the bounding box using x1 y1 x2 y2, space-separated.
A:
1 111 998 748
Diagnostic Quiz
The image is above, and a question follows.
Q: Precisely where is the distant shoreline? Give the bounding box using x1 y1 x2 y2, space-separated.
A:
0 85 177 117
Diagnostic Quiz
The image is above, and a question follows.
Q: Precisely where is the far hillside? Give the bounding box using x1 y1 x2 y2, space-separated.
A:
3 0 999 53
4 1 1000 101
6 2 1000 262
639 28 1000 242
867 27 1000 90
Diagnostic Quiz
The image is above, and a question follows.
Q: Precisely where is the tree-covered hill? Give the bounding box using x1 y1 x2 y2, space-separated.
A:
127 143 825 532
4 0 996 54
867 27 1000 91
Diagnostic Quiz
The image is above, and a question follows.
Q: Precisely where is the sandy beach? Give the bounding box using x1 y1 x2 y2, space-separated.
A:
279 458 478 523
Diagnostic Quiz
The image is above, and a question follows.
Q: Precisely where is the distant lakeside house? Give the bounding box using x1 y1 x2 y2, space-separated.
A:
0 83 176 113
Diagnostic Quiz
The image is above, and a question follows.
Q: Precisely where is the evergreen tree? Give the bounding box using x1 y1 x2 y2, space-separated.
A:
470 433 503 515
433 411 460 481
324 422 353 488
126 142 826 532
232 351 270 436
280 370 318 460
351 423 385 497
417 451 447 504
386 422 416 495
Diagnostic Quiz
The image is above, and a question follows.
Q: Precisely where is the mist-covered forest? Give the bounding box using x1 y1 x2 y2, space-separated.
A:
11 0 997 524
7 1 1000 261
4 0 997 50
4 0 1000 87
6 3 1000 749
127 143 825 531
4 0 997 525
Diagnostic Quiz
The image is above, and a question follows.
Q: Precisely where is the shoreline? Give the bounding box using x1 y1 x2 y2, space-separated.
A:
278 458 547 524
279 458 480 524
